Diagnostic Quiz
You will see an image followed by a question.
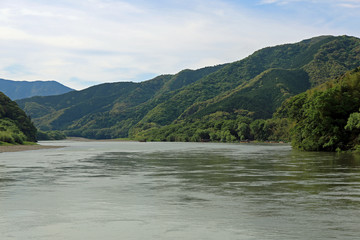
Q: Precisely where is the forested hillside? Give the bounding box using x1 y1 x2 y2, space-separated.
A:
17 65 224 138
276 67 360 151
0 79 74 100
16 35 360 141
0 92 37 144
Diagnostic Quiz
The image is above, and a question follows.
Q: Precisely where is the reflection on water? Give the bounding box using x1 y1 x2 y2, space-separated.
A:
1 141 360 240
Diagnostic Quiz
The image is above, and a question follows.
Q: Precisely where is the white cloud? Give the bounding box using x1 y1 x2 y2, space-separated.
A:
337 1 360 8
260 0 360 8
0 0 358 89
259 0 300 4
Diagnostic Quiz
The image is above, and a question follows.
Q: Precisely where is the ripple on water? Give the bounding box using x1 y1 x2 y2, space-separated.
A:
1 142 360 240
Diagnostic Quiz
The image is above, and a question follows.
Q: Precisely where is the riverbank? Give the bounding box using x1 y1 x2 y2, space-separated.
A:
66 137 135 142
0 144 63 153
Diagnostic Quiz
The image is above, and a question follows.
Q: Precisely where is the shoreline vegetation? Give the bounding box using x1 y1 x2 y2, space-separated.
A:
67 137 288 144
0 143 63 153
0 137 289 153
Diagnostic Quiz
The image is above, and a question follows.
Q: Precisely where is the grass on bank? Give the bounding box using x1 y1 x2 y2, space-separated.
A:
0 140 37 146
0 129 28 145
0 119 37 145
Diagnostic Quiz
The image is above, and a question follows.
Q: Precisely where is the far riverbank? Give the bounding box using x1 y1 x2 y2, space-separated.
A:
0 144 63 153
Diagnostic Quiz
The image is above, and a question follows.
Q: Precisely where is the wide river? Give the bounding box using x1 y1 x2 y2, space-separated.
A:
1 140 360 239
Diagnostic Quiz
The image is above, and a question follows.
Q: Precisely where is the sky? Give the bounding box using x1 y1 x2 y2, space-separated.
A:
0 0 359 90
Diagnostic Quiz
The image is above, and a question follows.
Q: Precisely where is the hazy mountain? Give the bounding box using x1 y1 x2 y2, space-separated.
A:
0 79 74 100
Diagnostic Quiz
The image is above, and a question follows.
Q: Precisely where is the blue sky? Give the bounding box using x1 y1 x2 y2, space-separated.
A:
0 0 359 89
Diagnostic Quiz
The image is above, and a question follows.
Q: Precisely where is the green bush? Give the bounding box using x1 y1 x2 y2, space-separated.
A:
0 132 15 144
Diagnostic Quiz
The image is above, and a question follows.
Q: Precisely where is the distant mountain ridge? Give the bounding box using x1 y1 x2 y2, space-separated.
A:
16 35 360 139
0 78 74 100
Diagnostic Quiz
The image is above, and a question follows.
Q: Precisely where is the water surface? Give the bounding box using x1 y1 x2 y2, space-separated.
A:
1 141 360 239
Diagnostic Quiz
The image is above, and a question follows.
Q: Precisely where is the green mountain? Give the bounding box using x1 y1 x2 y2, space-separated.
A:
138 35 360 126
177 68 310 120
0 91 37 144
17 65 225 138
16 35 360 140
0 78 74 100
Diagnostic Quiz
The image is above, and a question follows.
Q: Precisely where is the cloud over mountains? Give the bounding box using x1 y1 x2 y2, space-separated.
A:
0 0 358 89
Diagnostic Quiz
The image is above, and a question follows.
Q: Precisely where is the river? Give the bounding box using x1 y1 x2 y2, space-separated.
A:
1 140 360 239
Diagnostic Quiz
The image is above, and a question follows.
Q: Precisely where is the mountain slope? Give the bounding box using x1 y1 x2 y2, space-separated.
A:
0 91 37 144
179 68 311 120
137 35 360 126
17 65 224 138
0 79 74 100
17 35 360 139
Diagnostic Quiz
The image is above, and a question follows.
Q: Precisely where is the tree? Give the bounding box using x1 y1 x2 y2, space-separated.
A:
279 67 360 151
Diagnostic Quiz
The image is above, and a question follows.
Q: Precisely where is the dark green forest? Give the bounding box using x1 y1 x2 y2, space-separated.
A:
277 67 360 151
138 67 360 152
15 35 360 151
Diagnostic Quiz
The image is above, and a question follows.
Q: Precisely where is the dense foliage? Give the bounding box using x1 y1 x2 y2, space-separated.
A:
277 67 360 151
131 112 290 142
0 92 37 144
